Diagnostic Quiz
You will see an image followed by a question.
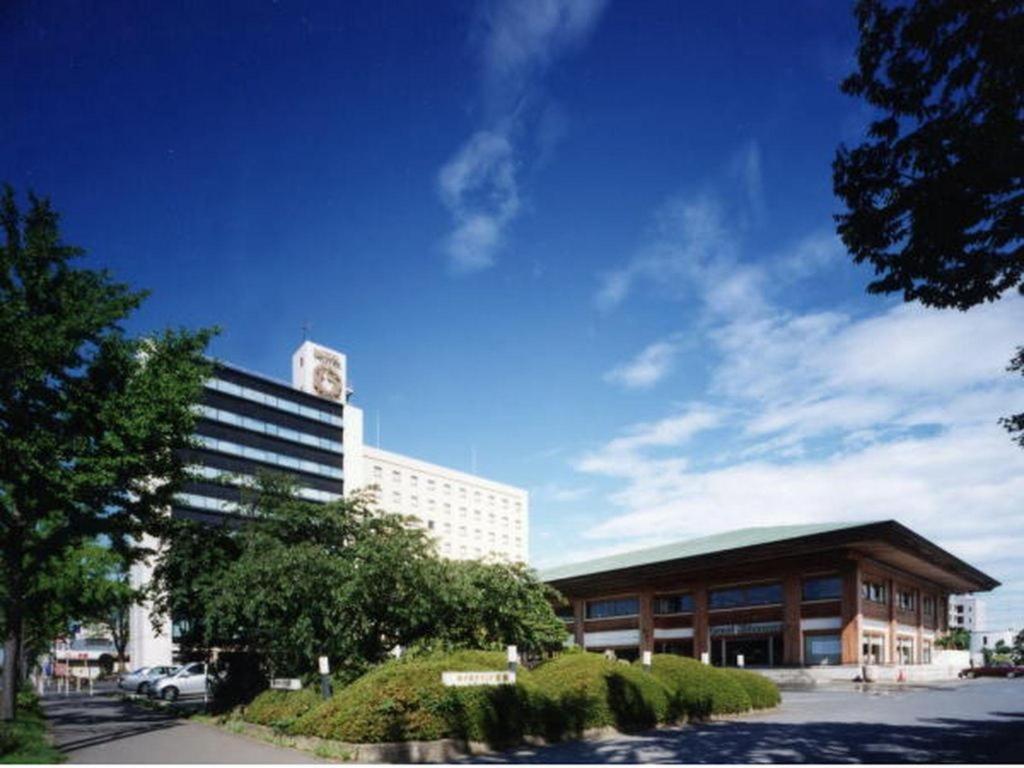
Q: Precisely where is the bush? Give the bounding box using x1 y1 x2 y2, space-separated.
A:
718 668 780 710
528 652 669 738
243 687 322 730
642 654 751 720
291 650 531 747
0 691 63 764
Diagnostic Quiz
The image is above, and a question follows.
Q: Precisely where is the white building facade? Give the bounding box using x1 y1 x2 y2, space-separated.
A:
948 594 987 632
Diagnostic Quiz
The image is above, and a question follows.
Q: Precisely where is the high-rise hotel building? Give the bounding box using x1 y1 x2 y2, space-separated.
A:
128 341 528 666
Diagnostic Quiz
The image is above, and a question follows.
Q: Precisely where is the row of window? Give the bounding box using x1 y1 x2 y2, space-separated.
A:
196 405 343 453
207 377 343 426
862 581 937 614
188 465 342 503
196 435 344 480
382 492 522 527
862 632 931 664
584 576 845 620
370 465 522 511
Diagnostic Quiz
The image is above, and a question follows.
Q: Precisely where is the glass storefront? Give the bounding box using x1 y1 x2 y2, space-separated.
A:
804 634 842 664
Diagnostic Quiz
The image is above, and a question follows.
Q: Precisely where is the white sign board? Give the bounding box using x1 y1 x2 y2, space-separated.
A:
318 656 330 675
270 678 302 691
441 671 516 687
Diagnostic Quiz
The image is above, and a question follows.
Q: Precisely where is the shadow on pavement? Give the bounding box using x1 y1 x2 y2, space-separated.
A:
469 713 1024 764
43 694 183 755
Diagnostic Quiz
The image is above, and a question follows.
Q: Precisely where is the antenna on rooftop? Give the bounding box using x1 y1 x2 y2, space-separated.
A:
301 320 312 341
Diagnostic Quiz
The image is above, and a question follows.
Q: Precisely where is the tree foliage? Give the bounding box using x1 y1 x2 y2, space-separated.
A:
833 0 1024 448
152 474 567 681
833 0 1023 309
0 185 214 719
935 626 971 650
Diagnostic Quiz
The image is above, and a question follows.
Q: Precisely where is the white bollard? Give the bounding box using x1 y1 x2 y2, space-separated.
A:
737 654 745 668
642 650 652 672
700 652 710 665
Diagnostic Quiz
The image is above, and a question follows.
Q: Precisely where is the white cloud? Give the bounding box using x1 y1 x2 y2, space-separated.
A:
438 131 520 272
438 0 608 272
604 337 682 389
575 165 1024 626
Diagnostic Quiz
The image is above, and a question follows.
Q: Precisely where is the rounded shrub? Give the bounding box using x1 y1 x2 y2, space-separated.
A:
718 668 780 709
642 654 752 720
243 687 322 730
528 651 669 738
290 650 530 746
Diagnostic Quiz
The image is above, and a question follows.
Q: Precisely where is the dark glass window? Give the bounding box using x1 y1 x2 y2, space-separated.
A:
554 604 575 621
861 581 887 603
709 582 782 609
654 593 695 615
586 597 639 619
802 576 842 601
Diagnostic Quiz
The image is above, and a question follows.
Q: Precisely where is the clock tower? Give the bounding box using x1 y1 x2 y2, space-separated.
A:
292 341 348 403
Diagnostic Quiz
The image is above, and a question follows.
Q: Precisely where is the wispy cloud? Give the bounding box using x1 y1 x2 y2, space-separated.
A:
604 336 683 389
574 149 1024 627
438 0 608 272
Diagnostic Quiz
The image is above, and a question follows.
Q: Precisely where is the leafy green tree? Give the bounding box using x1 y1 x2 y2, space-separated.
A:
833 0 1024 443
0 186 213 720
1012 629 1024 665
935 627 970 650
425 559 568 657
153 473 566 683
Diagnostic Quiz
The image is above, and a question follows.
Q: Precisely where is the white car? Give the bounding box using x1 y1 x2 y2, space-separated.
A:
118 665 179 694
149 662 214 701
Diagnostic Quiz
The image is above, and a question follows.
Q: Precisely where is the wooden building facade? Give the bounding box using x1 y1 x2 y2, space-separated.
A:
542 521 998 667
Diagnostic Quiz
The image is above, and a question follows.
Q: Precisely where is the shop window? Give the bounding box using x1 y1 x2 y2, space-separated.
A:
802 576 842 601
861 581 887 604
922 639 933 664
709 582 782 609
586 597 639 620
862 633 885 664
896 636 915 664
804 634 842 665
654 593 695 615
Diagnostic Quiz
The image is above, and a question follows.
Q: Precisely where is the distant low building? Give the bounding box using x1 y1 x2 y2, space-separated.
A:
969 627 1018 665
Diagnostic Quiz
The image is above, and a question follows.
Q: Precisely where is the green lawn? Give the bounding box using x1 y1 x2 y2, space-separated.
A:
0 692 64 764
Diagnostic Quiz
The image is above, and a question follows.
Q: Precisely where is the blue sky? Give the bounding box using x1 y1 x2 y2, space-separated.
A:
4 0 1022 628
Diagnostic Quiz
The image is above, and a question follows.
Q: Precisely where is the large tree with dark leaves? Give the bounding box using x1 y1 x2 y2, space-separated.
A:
0 186 213 720
833 0 1024 444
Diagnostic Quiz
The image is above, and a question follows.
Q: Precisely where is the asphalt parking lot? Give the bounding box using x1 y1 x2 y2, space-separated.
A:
472 678 1024 763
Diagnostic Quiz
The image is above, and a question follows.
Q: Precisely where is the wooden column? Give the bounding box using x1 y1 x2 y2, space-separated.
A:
573 598 585 648
693 584 709 660
915 588 924 664
886 578 896 664
639 590 654 655
783 574 802 665
840 558 862 665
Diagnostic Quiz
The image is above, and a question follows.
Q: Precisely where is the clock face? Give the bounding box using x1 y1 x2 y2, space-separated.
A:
313 364 343 400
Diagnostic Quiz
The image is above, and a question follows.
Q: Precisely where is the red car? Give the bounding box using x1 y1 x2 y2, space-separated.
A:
959 662 1024 679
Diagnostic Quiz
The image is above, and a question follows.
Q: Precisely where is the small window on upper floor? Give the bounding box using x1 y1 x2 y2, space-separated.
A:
373 465 383 480
802 576 842 602
861 581 887 604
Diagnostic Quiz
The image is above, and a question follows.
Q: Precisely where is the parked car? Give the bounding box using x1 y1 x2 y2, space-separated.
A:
149 662 214 701
117 665 179 694
959 662 1024 679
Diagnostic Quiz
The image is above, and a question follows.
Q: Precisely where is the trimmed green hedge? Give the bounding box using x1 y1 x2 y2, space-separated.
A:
642 654 753 719
718 668 781 710
243 687 322 730
527 651 669 737
245 650 779 747
290 650 530 746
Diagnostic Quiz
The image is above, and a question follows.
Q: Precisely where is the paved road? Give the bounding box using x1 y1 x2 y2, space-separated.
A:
42 692 318 764
472 678 1024 763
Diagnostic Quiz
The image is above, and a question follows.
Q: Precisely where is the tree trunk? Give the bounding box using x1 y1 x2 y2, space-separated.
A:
1 616 22 721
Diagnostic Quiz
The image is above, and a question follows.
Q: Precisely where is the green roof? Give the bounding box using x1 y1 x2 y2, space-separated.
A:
539 521 877 582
